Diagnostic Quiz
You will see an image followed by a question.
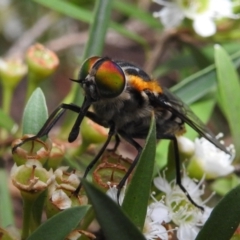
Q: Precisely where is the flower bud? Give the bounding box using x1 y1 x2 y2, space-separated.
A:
54 167 81 192
100 151 132 168
26 43 59 82
47 142 65 170
12 135 52 166
187 137 234 180
0 58 27 89
46 189 72 217
177 136 195 158
92 152 132 191
46 167 88 218
11 159 55 200
80 117 108 145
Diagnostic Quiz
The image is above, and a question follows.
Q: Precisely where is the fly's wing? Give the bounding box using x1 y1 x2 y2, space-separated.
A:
158 87 230 154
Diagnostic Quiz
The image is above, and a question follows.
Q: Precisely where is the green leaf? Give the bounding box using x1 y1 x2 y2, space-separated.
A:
214 44 240 160
0 108 16 133
34 0 92 22
81 180 146 240
196 185 240 240
27 206 90 240
22 88 48 135
83 0 113 58
170 49 240 105
171 64 218 104
122 113 156 229
184 97 216 140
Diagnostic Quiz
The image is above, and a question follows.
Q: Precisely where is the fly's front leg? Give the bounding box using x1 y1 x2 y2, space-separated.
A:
74 121 116 195
107 134 121 152
12 103 83 153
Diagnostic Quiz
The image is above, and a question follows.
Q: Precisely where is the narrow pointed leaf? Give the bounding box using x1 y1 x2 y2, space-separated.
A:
27 206 90 240
81 180 146 240
83 0 113 58
122 112 156 229
22 88 48 135
196 185 240 240
214 44 240 159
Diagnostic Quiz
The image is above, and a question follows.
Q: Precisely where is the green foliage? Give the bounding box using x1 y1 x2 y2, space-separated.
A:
171 48 240 104
215 45 240 160
27 206 90 240
82 180 146 240
196 185 240 240
22 88 48 135
122 113 156 229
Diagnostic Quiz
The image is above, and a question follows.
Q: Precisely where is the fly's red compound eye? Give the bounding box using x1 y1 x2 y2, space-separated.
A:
95 59 126 98
78 56 101 80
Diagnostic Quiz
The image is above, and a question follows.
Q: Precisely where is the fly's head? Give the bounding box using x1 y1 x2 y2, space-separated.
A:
77 57 126 102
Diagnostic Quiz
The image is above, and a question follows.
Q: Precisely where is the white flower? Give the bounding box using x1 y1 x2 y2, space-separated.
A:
188 135 235 179
106 182 125 205
153 0 238 37
143 216 169 240
150 171 212 240
51 189 72 210
177 136 195 156
148 200 171 224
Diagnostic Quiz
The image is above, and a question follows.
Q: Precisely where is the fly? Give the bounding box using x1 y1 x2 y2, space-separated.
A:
12 56 230 210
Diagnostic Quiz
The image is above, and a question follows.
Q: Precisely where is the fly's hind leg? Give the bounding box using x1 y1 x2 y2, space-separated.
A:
161 134 204 211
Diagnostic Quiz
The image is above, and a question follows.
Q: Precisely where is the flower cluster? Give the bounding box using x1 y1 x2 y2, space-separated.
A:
144 171 212 240
177 135 235 180
153 0 239 37
46 167 88 218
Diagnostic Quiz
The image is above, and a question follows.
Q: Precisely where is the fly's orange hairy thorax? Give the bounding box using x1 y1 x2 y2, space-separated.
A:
128 75 162 93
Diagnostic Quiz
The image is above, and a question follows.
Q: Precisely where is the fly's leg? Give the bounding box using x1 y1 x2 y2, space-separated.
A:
108 134 121 152
165 135 204 211
115 131 204 210
116 131 142 202
12 103 83 153
74 123 116 195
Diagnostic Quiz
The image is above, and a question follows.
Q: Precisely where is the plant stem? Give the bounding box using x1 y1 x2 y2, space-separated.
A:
2 86 12 115
76 141 90 156
26 71 39 101
21 197 34 240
